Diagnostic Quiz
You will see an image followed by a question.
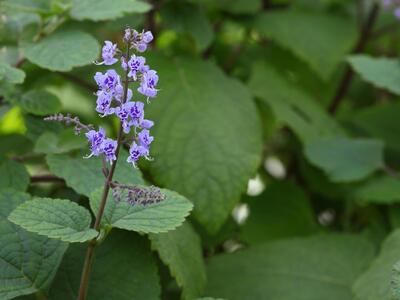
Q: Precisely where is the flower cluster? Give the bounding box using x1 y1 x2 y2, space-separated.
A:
85 28 158 166
383 0 400 19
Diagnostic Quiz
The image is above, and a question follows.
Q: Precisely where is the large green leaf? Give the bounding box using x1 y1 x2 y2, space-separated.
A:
352 175 400 205
348 55 400 95
34 130 86 154
48 230 160 300
0 63 25 84
149 222 206 300
23 30 100 71
89 187 192 233
9 198 98 243
70 0 151 21
304 137 384 182
353 229 400 300
206 234 374 300
47 151 144 197
146 56 262 233
254 10 357 79
0 159 29 191
0 189 67 299
240 182 317 245
248 62 343 142
16 90 62 116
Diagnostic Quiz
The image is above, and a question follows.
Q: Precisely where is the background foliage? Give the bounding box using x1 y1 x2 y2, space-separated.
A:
1 0 400 299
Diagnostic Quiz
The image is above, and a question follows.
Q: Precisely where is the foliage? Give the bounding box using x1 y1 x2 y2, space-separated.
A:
1 0 400 299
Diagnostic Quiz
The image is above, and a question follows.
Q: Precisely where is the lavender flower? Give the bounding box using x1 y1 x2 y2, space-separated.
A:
138 129 154 148
95 90 114 116
94 70 120 93
128 101 145 127
127 142 149 166
96 41 118 65
138 70 158 99
127 55 147 80
85 128 106 157
102 138 118 163
140 119 154 129
115 101 134 133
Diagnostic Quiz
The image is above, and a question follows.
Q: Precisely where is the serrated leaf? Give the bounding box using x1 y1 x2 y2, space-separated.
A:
70 0 151 21
240 182 317 245
145 55 262 233
9 198 98 243
206 235 374 300
248 62 343 142
46 151 144 197
48 230 160 300
149 222 206 299
0 189 67 299
0 159 29 191
34 130 86 154
304 137 384 182
89 187 193 233
353 229 400 300
16 90 62 116
348 55 400 95
352 175 400 205
23 30 100 71
0 63 25 84
254 10 357 79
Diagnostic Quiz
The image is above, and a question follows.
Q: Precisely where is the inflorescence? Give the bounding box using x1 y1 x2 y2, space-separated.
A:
111 182 166 206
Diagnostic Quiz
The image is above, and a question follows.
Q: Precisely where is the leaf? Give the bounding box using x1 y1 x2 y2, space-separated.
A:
46 151 144 197
145 55 262 233
89 187 193 233
392 261 400 300
0 159 29 191
48 230 160 300
353 229 400 300
0 63 25 84
34 130 86 154
0 189 67 299
23 30 100 71
240 182 317 245
149 222 206 299
16 90 62 116
160 2 214 50
206 234 374 300
254 10 357 79
195 0 261 14
352 175 400 205
70 0 151 21
248 62 343 142
348 55 400 95
304 137 384 182
9 198 98 243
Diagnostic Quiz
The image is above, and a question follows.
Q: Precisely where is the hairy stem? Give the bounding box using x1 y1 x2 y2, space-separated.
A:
76 47 131 300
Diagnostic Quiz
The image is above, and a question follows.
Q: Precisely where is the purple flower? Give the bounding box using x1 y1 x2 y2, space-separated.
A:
85 127 106 157
96 41 118 65
123 28 132 42
138 129 154 148
142 31 153 43
128 101 144 127
116 102 134 133
114 84 133 103
102 138 118 163
127 142 149 166
140 119 154 129
95 90 114 116
138 70 158 98
395 6 400 18
94 70 120 92
127 55 146 80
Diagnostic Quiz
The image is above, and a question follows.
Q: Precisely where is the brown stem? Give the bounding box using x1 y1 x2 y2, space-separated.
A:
328 3 379 114
76 46 131 300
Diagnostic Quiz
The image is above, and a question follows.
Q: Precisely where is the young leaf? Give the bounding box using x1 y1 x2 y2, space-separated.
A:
206 235 374 300
16 90 62 116
48 230 160 300
0 159 29 191
304 137 384 182
348 55 400 95
0 63 25 84
23 30 100 71
89 187 193 233
145 55 263 233
0 189 67 299
8 198 98 243
149 222 206 300
352 175 400 205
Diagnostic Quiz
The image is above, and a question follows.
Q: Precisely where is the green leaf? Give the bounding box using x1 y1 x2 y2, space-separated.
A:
254 10 357 79
353 229 400 300
206 234 374 300
160 3 214 50
248 62 343 142
89 187 193 233
34 130 86 154
46 151 144 197
392 261 400 300
348 55 400 95
0 189 67 299
16 90 62 116
195 0 261 14
352 175 400 205
0 159 29 191
149 222 206 299
240 182 317 245
146 56 262 233
304 137 384 182
23 30 100 71
48 230 160 300
9 198 98 243
70 0 151 21
0 63 25 84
